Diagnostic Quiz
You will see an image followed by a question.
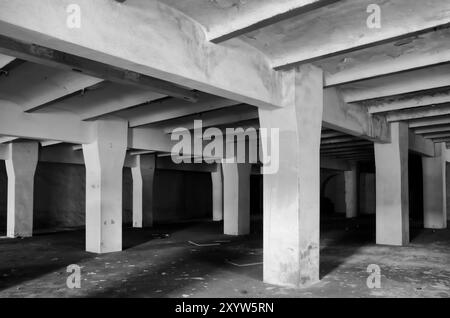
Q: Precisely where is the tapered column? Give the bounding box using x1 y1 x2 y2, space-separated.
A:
374 122 409 246
132 154 156 228
82 119 127 254
344 163 358 218
222 162 251 235
211 166 223 221
423 143 447 229
5 141 39 238
259 65 323 288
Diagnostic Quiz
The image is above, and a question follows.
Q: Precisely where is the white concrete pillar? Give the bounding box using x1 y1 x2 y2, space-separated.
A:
222 162 251 235
344 163 358 218
259 65 323 288
423 143 447 229
374 122 409 246
5 141 39 238
82 119 127 254
131 154 156 228
211 166 223 221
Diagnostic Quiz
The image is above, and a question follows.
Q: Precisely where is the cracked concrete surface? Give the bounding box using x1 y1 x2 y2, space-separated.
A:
0 216 449 298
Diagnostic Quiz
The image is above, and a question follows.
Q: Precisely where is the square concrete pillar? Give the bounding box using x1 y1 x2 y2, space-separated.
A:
344 163 358 218
211 165 223 222
222 162 251 235
131 154 156 228
82 119 127 254
374 122 409 246
423 143 447 229
259 64 323 288
5 141 39 238
360 173 376 215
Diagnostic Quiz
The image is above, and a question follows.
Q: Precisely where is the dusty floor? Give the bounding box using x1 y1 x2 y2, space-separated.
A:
0 216 449 298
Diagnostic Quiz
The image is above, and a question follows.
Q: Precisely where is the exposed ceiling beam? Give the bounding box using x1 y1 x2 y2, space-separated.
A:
321 140 372 149
0 52 14 68
432 137 450 143
340 64 450 103
0 35 197 103
321 145 373 153
409 117 450 128
41 141 63 147
0 136 18 144
0 1 284 109
321 131 345 139
45 82 165 120
323 88 390 142
409 132 435 157
422 132 450 140
209 0 339 43
321 136 358 145
0 62 103 112
387 104 450 122
123 93 241 128
158 106 258 134
318 27 450 87
414 125 450 135
0 100 93 144
244 0 450 69
367 89 450 114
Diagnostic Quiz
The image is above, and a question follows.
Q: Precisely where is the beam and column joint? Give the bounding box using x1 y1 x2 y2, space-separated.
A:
259 64 323 288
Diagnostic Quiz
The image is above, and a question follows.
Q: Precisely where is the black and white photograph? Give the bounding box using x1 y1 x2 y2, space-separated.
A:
0 0 449 304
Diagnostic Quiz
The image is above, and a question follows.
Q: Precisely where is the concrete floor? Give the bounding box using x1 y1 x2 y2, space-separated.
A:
0 216 449 298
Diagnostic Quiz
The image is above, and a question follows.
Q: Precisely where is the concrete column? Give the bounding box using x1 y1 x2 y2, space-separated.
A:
222 162 251 235
211 166 223 221
5 141 39 238
82 119 127 254
374 122 409 246
360 173 376 215
259 65 323 288
344 163 358 218
423 143 447 229
131 154 156 228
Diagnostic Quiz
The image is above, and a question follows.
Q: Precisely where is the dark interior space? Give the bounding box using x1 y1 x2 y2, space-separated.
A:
250 174 263 216
409 153 424 238
0 161 6 236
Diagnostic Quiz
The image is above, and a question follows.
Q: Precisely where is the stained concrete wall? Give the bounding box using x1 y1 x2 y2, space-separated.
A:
0 162 212 233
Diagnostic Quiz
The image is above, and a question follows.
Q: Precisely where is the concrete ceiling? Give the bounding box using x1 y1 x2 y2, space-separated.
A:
1 0 450 161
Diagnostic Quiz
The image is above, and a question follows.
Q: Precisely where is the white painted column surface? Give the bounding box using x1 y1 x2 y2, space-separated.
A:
222 161 252 235
374 122 409 246
6 141 39 238
211 165 224 222
344 163 358 218
259 64 323 288
423 143 447 229
132 154 156 228
83 119 127 254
